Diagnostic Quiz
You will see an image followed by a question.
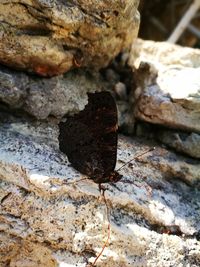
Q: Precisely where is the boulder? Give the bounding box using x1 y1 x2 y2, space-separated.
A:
129 39 200 69
0 116 200 266
128 39 200 133
136 122 200 160
0 66 103 119
0 0 140 76
156 130 200 159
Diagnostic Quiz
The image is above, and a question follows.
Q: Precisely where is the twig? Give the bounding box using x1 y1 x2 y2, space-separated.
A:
167 0 200 43
187 23 200 38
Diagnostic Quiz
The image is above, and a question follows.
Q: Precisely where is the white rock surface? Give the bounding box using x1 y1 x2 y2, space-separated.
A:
129 39 200 133
0 116 200 266
129 39 200 69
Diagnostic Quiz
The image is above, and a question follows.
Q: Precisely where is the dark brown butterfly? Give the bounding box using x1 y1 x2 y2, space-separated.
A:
58 92 154 266
58 91 122 184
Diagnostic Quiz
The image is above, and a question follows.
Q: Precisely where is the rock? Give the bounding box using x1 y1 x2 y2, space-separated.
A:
129 39 200 69
135 122 200 159
1 237 57 267
0 115 200 266
0 66 103 119
128 39 200 133
114 82 127 100
117 100 135 134
0 0 140 76
134 67 200 133
104 68 120 84
156 130 200 159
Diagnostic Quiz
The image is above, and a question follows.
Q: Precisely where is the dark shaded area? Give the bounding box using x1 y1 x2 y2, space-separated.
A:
138 0 200 47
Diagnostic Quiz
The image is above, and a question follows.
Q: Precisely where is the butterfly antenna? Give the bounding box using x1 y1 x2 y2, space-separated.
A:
90 185 111 267
116 147 155 172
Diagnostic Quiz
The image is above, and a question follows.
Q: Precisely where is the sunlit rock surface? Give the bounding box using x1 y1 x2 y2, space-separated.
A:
129 39 200 69
0 116 200 266
0 0 140 76
129 39 200 134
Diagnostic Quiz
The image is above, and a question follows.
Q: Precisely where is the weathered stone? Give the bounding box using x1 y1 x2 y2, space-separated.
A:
135 122 200 160
0 66 103 119
0 0 140 76
0 236 57 267
157 130 200 159
128 39 200 133
129 39 200 69
0 115 200 266
134 67 200 133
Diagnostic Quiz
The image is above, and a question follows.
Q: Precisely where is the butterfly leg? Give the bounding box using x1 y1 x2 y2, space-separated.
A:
98 183 107 195
88 183 111 267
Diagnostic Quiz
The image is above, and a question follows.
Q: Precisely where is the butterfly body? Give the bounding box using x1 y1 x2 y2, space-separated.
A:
58 91 122 184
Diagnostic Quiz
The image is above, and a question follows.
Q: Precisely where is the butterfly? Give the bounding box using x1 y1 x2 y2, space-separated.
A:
58 92 154 266
58 91 122 184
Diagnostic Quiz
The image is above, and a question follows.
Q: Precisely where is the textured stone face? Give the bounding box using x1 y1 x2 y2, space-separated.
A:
129 39 200 134
134 80 200 133
129 39 200 69
0 66 103 119
156 130 200 159
0 0 140 76
0 117 200 266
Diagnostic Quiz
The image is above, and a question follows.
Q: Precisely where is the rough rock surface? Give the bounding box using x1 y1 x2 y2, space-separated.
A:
0 66 103 119
0 0 140 76
156 130 200 159
136 122 200 160
128 39 200 134
0 115 200 266
129 39 200 69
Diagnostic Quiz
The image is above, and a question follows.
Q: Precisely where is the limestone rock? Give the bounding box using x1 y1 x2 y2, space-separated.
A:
128 39 200 133
129 39 200 69
156 130 200 159
0 66 103 119
136 122 200 160
0 115 200 266
134 78 200 133
0 237 57 267
0 0 140 76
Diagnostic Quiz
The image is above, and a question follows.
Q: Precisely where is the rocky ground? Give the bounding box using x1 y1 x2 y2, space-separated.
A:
0 117 200 267
0 1 200 267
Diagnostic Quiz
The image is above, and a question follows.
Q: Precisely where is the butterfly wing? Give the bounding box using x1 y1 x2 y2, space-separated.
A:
58 91 118 182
